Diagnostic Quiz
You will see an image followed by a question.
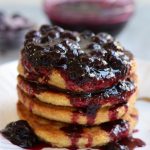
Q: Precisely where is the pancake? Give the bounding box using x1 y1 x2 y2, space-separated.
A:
16 25 139 149
17 75 137 108
17 87 137 125
18 59 136 93
18 25 136 92
17 101 138 148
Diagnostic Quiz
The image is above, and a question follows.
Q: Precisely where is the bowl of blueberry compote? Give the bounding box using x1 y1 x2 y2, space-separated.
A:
44 0 135 36
0 12 34 51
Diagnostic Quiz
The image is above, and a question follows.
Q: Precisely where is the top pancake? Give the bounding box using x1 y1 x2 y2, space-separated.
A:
19 25 136 92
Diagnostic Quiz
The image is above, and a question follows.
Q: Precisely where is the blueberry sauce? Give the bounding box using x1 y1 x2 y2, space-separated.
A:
80 104 100 125
44 0 134 36
72 104 100 125
69 78 135 108
1 120 39 148
108 102 128 121
19 85 130 126
18 75 136 108
1 120 145 150
22 25 134 92
118 136 146 150
61 120 145 149
101 120 129 141
85 134 93 148
61 124 83 149
99 137 145 150
28 143 51 150
28 137 146 150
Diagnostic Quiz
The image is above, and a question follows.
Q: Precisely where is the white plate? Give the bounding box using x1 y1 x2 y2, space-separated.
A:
0 60 150 150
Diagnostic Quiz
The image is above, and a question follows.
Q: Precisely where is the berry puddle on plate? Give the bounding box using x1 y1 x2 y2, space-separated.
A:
1 120 145 150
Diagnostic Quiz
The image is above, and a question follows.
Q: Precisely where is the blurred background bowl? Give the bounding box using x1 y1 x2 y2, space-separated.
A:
44 0 135 36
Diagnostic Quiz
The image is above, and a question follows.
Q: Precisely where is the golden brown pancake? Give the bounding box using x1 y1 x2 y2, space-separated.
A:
19 25 137 93
17 101 138 148
17 75 137 108
15 25 139 149
18 59 137 92
17 87 137 125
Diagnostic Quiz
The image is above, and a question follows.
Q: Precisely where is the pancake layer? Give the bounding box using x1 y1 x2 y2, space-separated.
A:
17 101 138 148
18 59 136 93
18 87 137 125
16 25 139 149
17 75 137 108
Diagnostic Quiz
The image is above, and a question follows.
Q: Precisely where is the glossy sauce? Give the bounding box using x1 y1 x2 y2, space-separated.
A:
101 120 129 141
98 137 145 150
18 76 136 108
72 104 100 125
1 120 146 150
29 137 145 150
1 120 39 148
61 124 83 148
108 102 128 121
21 25 133 92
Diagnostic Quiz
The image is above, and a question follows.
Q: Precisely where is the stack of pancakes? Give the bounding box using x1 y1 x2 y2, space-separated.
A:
17 25 138 149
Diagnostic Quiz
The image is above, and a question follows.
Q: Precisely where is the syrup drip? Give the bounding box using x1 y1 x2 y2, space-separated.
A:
61 125 83 148
82 105 100 125
29 101 34 112
18 80 35 96
72 104 100 125
108 103 128 121
72 112 80 124
61 119 131 148
108 105 119 121
18 75 135 108
19 88 34 112
101 120 129 141
85 134 93 148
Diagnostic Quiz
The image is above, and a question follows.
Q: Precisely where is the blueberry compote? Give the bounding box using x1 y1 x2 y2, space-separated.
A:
1 120 145 149
60 120 145 150
99 137 145 150
44 0 134 36
19 75 135 108
1 120 39 148
22 25 133 92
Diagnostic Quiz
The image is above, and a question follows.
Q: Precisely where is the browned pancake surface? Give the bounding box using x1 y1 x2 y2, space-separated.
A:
17 101 138 148
18 87 137 125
